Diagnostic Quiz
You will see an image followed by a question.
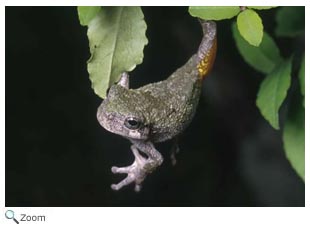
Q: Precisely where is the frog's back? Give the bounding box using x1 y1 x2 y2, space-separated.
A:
135 20 217 142
137 55 202 142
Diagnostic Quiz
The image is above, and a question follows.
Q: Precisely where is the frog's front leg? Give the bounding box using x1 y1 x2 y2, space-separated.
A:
111 140 163 192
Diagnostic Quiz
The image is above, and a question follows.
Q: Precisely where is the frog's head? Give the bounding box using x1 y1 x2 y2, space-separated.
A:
97 82 150 140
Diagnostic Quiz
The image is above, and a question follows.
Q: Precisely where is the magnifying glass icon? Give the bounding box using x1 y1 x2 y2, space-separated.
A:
5 210 19 224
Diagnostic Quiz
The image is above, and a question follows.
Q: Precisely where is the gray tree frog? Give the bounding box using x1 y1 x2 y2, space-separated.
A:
97 20 217 192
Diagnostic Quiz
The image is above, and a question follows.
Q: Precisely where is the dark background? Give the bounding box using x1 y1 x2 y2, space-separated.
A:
6 6 305 206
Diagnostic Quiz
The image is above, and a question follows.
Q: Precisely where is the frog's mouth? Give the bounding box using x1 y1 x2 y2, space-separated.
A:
96 100 115 132
96 107 117 133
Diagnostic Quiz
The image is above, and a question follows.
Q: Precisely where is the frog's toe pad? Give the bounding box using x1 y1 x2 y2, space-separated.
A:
110 174 135 191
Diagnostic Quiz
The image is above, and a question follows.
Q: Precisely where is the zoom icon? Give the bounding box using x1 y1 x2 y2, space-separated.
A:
5 210 19 224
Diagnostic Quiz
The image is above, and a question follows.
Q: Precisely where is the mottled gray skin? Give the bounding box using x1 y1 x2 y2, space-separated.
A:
97 20 216 192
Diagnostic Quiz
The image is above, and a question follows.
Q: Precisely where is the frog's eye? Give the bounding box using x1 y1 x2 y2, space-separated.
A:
124 117 142 130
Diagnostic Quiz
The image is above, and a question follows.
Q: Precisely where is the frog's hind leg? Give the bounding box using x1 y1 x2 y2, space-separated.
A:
197 20 217 79
170 137 180 166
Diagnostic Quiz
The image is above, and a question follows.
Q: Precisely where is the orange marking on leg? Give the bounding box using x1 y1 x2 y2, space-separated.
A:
197 38 217 80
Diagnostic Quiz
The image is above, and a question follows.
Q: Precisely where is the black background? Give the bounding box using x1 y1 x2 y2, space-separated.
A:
6 6 305 206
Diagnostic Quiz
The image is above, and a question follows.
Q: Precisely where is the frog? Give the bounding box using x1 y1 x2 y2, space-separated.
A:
97 20 217 192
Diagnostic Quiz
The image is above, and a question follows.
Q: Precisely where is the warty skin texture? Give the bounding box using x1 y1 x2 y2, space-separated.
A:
97 20 217 191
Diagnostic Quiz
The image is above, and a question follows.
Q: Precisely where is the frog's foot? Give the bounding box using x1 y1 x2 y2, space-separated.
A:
111 145 153 192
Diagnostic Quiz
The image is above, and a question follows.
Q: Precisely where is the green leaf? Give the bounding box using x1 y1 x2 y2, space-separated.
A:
256 59 292 129
275 6 305 37
299 55 305 107
189 6 240 20
232 23 282 74
87 7 148 98
237 9 263 46
77 6 101 26
283 102 305 181
248 6 277 10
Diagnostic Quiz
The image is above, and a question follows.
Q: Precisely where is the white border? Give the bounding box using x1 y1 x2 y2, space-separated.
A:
1 0 309 227
1 0 5 222
0 207 309 226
